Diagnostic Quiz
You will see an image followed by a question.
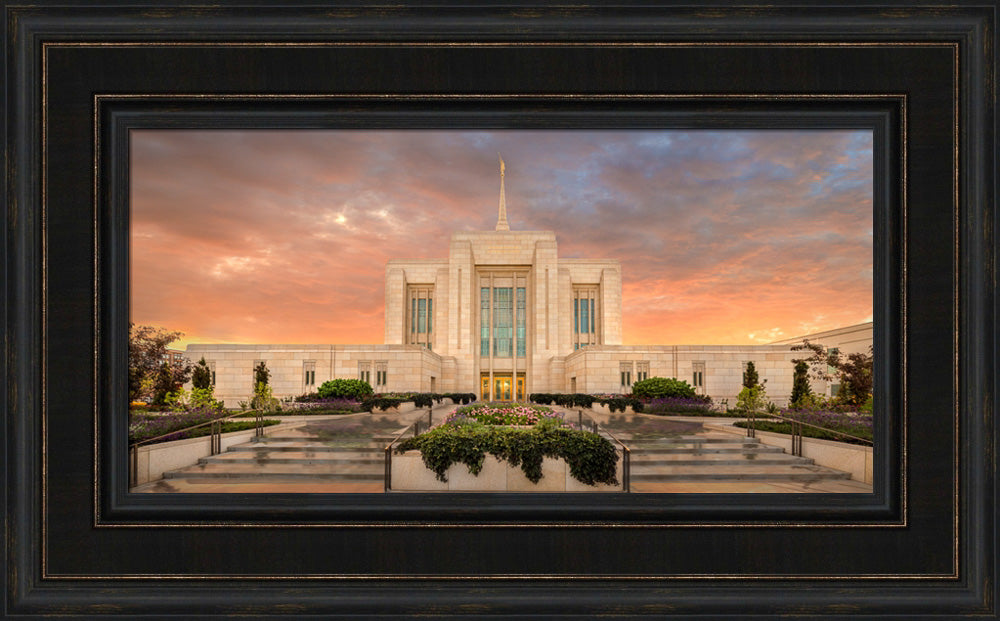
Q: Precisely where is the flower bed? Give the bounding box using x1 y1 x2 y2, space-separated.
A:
444 402 565 427
733 409 873 444
642 396 715 415
129 409 279 445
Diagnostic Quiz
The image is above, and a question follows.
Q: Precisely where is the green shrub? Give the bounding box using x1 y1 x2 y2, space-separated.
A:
631 377 696 399
397 419 618 486
412 393 435 408
598 396 644 413
361 396 405 412
441 392 477 405
318 378 374 400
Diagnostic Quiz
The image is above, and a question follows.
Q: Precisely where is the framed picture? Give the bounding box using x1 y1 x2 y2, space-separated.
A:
4 2 995 618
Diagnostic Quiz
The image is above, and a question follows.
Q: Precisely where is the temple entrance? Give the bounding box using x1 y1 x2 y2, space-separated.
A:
480 373 525 402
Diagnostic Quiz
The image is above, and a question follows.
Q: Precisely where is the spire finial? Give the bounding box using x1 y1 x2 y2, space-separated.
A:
496 153 510 231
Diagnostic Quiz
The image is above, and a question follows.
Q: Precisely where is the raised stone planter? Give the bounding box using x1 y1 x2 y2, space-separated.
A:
589 403 637 416
708 422 874 484
389 451 624 492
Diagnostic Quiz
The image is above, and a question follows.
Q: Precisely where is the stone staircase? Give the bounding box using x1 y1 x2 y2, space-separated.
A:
161 428 389 484
151 420 857 493
627 432 852 482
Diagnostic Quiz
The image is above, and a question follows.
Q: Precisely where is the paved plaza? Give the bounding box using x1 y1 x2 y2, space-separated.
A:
131 407 873 494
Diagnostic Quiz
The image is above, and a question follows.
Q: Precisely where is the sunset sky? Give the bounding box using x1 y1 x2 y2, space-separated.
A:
130 129 873 349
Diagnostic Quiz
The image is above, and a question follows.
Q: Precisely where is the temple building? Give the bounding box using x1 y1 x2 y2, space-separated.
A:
187 159 871 407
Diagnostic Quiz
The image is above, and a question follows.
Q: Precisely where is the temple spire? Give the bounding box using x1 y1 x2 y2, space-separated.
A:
495 153 510 231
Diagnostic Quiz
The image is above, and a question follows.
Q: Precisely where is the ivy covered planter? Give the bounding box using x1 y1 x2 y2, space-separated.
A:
390 414 622 492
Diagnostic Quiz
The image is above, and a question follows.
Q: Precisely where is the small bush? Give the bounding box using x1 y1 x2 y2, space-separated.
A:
596 396 645 413
318 378 374 401
632 377 696 400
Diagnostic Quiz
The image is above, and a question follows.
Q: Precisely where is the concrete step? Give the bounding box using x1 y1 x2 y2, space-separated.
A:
200 452 383 466
163 462 383 480
631 452 814 466
230 441 383 452
629 463 851 481
628 435 760 445
631 445 785 455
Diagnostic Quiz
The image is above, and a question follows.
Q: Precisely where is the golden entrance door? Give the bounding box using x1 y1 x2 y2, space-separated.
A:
493 375 512 402
480 373 524 402
480 375 491 401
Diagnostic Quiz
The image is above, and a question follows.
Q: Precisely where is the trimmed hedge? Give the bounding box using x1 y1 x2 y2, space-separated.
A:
317 379 374 400
528 393 596 408
631 377 696 399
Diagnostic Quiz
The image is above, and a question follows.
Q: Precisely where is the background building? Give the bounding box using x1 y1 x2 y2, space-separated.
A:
187 164 872 407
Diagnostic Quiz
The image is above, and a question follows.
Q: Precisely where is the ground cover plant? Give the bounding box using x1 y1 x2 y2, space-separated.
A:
396 416 618 486
642 396 715 416
733 409 873 445
128 409 279 445
445 402 565 426
286 394 366 415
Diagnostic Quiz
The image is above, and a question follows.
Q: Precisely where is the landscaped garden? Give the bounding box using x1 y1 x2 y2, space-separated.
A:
129 409 280 445
396 402 619 486
733 409 873 445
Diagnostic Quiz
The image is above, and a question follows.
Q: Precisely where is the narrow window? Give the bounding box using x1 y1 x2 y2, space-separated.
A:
480 287 490 356
516 287 526 357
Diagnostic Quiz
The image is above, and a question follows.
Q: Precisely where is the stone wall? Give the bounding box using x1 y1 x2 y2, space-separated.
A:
558 344 811 407
185 343 443 405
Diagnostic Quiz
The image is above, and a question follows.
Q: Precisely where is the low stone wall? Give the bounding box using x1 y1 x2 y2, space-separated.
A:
390 452 624 492
708 423 874 484
130 421 302 486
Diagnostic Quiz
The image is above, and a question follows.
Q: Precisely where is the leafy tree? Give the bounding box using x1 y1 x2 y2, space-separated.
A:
790 360 812 407
192 357 212 390
742 361 760 389
150 360 192 406
129 323 190 402
736 384 768 414
792 340 873 408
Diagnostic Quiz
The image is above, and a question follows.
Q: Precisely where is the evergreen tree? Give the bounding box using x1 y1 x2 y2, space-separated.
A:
192 357 212 390
790 360 812 406
254 361 270 387
742 361 759 389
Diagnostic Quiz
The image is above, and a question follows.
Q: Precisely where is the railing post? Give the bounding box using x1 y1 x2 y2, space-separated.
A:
623 447 630 493
210 420 221 455
384 445 391 492
128 445 137 488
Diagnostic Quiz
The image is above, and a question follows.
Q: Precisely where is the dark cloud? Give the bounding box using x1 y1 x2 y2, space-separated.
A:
131 129 873 346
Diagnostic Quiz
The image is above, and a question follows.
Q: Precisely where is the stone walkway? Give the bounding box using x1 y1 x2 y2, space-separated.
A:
132 405 873 494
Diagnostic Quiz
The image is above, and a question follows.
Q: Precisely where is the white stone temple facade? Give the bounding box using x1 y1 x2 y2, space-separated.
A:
186 160 871 407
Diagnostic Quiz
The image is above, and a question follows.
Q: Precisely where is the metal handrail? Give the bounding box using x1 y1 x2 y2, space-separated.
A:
576 409 631 493
383 420 422 492
743 409 872 454
128 408 270 488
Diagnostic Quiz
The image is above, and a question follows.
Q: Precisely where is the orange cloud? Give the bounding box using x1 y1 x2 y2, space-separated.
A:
130 130 873 348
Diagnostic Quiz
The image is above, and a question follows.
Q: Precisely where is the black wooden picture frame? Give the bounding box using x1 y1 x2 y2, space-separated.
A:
3 2 996 619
